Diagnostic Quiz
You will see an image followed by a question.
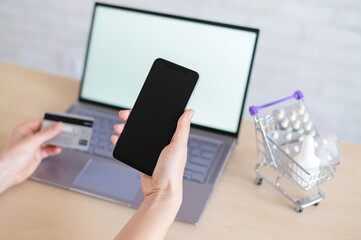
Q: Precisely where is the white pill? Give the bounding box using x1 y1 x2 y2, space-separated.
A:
289 111 297 122
287 126 293 132
286 133 292 141
314 141 319 148
272 144 277 150
299 136 305 142
298 128 304 134
328 154 332 161
305 122 313 131
285 148 290 154
297 104 305 115
272 132 279 139
281 119 289 128
302 113 309 123
310 130 316 137
292 120 301 130
322 139 328 145
277 109 285 119
294 145 300 152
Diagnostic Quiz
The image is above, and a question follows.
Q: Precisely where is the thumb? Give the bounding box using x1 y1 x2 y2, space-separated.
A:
33 122 63 144
171 109 194 147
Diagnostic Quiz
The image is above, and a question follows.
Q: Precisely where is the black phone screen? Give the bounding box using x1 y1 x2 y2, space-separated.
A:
113 58 199 176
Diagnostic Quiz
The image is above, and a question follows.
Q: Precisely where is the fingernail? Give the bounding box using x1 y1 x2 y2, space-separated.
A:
188 109 194 120
54 122 63 131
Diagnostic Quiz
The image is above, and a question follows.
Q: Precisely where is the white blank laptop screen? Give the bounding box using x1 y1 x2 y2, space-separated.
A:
81 5 257 134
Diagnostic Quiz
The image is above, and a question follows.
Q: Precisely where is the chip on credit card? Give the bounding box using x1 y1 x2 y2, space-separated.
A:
41 111 94 151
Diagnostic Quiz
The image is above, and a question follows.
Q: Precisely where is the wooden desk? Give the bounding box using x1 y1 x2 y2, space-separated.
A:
0 61 360 239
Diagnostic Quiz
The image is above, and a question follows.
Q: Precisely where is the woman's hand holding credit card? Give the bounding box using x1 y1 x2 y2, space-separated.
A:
41 111 94 151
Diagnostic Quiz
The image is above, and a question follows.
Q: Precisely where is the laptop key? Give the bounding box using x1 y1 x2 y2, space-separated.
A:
97 141 106 149
202 151 216 160
190 149 201 157
185 163 208 175
191 172 205 183
98 132 107 138
190 157 212 167
183 170 192 180
200 144 218 153
188 141 199 148
108 143 114 151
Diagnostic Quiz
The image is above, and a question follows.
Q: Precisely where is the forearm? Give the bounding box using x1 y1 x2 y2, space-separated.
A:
0 155 14 194
115 192 182 240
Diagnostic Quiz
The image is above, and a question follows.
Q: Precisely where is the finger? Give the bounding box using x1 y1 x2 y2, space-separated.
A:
111 135 119 146
118 110 131 122
41 145 62 159
114 123 125 135
24 118 43 133
33 122 63 145
171 109 194 147
13 118 42 138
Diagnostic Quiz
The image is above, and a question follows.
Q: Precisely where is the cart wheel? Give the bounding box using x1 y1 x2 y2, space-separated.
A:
256 177 263 185
296 206 303 213
314 202 319 206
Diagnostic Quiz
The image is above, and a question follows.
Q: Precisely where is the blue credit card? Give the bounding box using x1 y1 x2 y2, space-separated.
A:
41 111 94 151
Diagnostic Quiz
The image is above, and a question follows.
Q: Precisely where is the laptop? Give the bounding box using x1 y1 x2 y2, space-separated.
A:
32 2 259 224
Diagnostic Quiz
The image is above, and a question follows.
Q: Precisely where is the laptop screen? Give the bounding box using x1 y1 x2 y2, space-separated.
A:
80 3 258 136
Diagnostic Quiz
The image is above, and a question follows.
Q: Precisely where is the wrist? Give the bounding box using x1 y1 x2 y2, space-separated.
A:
145 190 182 212
115 187 183 239
0 154 14 194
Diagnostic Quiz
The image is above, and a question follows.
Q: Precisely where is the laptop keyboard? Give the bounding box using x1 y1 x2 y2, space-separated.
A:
74 110 220 184
185 139 220 183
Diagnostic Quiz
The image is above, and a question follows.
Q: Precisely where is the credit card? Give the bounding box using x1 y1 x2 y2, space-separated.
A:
41 111 94 151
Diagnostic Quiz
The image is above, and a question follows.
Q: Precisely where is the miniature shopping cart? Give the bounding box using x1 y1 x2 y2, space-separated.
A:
249 90 342 212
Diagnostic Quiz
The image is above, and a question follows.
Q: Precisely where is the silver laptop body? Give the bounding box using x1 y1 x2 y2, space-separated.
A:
32 2 259 224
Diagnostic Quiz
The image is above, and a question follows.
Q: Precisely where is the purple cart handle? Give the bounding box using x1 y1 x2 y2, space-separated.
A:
249 90 304 116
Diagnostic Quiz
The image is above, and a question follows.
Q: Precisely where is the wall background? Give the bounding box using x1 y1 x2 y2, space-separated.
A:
0 0 360 144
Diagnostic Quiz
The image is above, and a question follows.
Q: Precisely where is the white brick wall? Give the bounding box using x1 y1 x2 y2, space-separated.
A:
0 0 360 144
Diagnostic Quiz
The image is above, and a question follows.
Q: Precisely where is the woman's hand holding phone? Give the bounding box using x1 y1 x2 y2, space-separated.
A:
111 109 194 201
111 109 194 240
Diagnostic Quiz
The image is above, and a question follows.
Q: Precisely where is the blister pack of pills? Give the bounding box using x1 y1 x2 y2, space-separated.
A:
267 130 303 146
273 102 318 137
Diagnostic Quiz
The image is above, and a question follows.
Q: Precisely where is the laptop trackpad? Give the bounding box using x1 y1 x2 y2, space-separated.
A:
73 159 141 201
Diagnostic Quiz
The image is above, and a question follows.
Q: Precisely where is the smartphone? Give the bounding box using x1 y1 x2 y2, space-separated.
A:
113 58 199 176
